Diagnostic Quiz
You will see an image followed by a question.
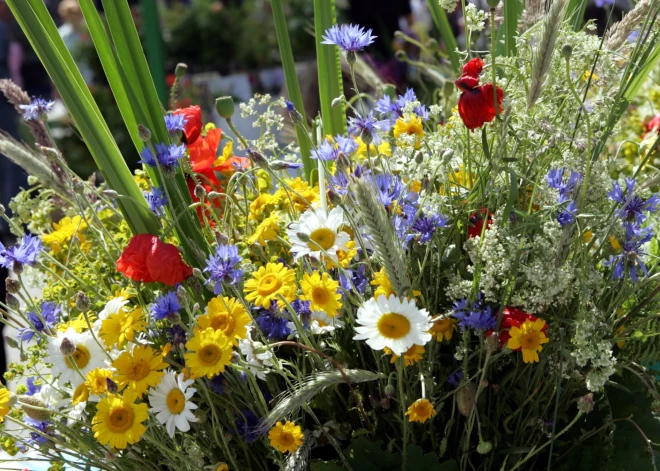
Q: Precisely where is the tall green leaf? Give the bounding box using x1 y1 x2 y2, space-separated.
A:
426 0 460 71
271 0 313 181
6 0 159 236
566 0 587 31
503 0 520 56
313 0 346 136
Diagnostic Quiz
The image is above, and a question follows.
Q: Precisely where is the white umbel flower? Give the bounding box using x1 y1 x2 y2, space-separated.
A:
353 295 432 355
287 207 350 263
47 328 105 387
148 370 198 438
439 0 458 13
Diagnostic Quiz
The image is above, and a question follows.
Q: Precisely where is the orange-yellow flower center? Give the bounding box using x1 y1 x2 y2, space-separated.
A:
258 274 282 296
65 345 91 369
377 313 411 339
308 228 336 251
198 344 222 366
312 287 329 306
278 431 295 447
520 331 542 350
210 314 233 334
126 359 151 381
166 388 186 414
107 405 134 433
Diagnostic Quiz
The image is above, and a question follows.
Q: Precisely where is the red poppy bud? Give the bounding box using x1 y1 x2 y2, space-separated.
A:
457 84 504 131
462 57 484 78
173 105 203 144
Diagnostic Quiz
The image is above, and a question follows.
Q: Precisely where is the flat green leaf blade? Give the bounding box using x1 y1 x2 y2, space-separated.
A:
427 0 460 71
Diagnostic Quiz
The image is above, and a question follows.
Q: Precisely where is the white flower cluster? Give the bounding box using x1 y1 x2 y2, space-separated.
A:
238 93 286 152
438 0 458 13
571 307 617 392
465 4 489 33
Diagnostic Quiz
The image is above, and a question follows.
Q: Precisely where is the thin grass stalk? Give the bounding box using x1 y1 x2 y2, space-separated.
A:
426 0 460 71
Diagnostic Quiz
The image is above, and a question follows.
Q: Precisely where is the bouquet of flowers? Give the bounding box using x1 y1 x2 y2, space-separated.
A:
1 0 660 470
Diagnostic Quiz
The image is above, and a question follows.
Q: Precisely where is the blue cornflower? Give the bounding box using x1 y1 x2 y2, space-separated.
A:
321 24 376 53
204 244 243 295
557 200 578 227
311 136 358 161
375 173 406 209
138 143 186 171
26 377 42 396
235 409 260 442
25 417 55 446
164 114 187 134
167 324 188 347
291 299 312 328
411 214 450 243
414 104 430 121
348 111 388 143
19 301 60 342
210 374 226 395
451 294 496 331
151 291 182 321
143 186 168 217
0 234 43 270
546 168 582 202
19 98 54 121
594 0 614 7
608 178 659 224
255 304 291 340
375 88 429 123
272 160 304 170
339 265 368 294
447 371 463 387
311 140 338 161
605 223 653 282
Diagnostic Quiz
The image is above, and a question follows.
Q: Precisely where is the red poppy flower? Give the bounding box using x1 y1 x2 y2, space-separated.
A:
486 307 548 349
455 58 504 131
467 209 493 239
173 105 203 144
116 234 192 286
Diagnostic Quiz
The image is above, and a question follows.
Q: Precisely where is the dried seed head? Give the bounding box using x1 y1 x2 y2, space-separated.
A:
19 395 51 422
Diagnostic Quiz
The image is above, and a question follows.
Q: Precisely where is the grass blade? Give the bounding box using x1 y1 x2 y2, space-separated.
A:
427 0 460 71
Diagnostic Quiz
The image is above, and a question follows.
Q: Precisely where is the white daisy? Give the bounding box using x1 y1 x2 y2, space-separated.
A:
148 370 198 438
353 295 432 355
47 328 106 387
93 296 130 331
239 331 274 380
287 207 350 263
310 311 345 334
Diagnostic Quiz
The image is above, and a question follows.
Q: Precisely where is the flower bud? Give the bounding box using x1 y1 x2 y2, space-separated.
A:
5 278 20 295
137 124 152 142
4 335 19 349
561 44 573 60
247 148 269 169
384 384 395 399
456 383 475 416
477 440 493 454
27 176 39 186
0 204 4 216
194 185 206 199
414 151 424 165
394 50 407 61
192 302 200 313
486 0 500 8
215 96 235 119
327 189 342 206
60 337 76 356
11 261 23 275
380 397 390 410
72 179 85 195
192 267 203 279
485 332 499 353
106 378 119 394
578 393 594 414
6 293 20 311
208 191 222 199
176 285 187 304
215 232 229 245
74 291 91 312
331 96 345 108
175 63 188 79
346 50 357 65
295 232 310 243
284 100 303 124
335 152 351 174
442 148 454 163
19 395 51 422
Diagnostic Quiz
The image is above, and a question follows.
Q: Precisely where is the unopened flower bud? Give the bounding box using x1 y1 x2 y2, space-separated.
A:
442 148 454 163
5 278 19 294
295 232 310 243
137 124 152 142
207 191 222 199
194 185 206 199
176 285 187 304
192 302 200 313
485 333 499 353
247 148 269 169
215 96 235 119
456 383 475 416
414 151 424 165
19 395 50 422
215 232 229 245
19 351 27 362
192 268 203 279
380 397 390 410
578 393 594 414
106 378 119 394
284 100 303 124
477 440 493 454
425 38 439 51
60 337 76 356
11 261 23 275
6 293 20 311
561 44 573 60
27 176 39 186
486 0 500 8
443 81 455 98
327 189 342 206
331 96 345 108
103 189 119 200
0 204 4 216
394 50 407 61
384 384 395 399
346 50 357 66
175 63 188 79
335 152 351 174
74 291 91 312
4 336 19 349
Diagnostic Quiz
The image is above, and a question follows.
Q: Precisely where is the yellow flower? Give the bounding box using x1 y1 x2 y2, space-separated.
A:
184 327 233 379
325 240 357 269
384 344 425 366
507 318 550 363
161 342 173 357
0 387 12 423
99 307 147 348
196 296 251 345
430 317 457 342
275 177 319 212
248 212 281 246
300 271 342 317
583 230 594 243
214 464 229 471
58 313 95 333
609 236 622 252
581 70 599 81
113 345 168 397
393 115 424 149
133 172 151 191
405 398 436 423
249 193 275 221
409 180 422 193
244 262 296 308
355 136 392 160
42 216 88 253
85 368 116 396
72 382 90 405
92 390 148 450
615 325 626 349
214 141 234 166
268 421 304 454
371 268 393 299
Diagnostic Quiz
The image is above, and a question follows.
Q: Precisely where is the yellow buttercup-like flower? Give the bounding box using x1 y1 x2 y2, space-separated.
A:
85 368 116 396
325 240 358 269
214 463 229 471
58 313 95 333
371 268 420 299
113 345 168 397
355 136 392 160
249 193 275 221
405 398 436 423
196 296 251 345
72 382 90 405
244 262 296 308
42 215 88 253
393 115 424 149
184 327 233 379
99 307 147 348
384 344 425 366
507 318 550 363
92 390 148 450
0 387 13 423
300 271 342 318
214 141 234 166
274 177 319 212
429 317 457 342
248 212 281 246
268 421 304 454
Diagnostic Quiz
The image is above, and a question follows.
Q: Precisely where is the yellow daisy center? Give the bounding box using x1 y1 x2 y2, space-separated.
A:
198 344 222 366
308 228 336 251
210 313 234 334
258 274 283 296
166 388 186 414
312 287 329 306
520 331 542 350
65 345 91 370
278 431 295 447
126 359 151 381
107 406 135 433
377 313 411 339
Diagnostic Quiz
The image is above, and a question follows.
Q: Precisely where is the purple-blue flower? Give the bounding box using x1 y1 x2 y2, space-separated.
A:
375 173 406 209
19 301 60 342
25 417 55 446
19 98 54 121
605 223 653 282
311 136 358 161
340 265 368 294
321 24 376 53
375 88 429 123
234 409 261 442
255 303 291 340
608 178 659 224
139 143 186 170
451 295 496 331
0 234 43 271
164 114 187 134
557 200 578 227
546 168 582 202
151 291 182 321
447 371 463 387
210 374 226 395
143 186 168 217
167 324 188 347
290 299 312 328
26 377 42 396
204 244 243 295
411 214 450 243
348 111 388 142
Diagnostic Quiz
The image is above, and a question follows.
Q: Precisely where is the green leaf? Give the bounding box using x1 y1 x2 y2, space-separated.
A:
625 43 660 101
7 0 159 236
270 0 314 181
503 0 520 56
566 0 587 32
313 0 346 136
426 0 460 72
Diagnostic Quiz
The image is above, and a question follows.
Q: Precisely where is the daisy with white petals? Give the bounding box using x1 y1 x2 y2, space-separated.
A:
47 328 105 387
353 295 432 355
287 207 350 263
310 311 345 334
148 370 198 438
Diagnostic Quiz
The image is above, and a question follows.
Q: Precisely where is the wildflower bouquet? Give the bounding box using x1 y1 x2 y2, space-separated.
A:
1 0 660 470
